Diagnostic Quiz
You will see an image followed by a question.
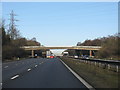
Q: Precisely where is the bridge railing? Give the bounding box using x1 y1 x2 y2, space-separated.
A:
21 46 44 48
21 46 102 50
72 46 102 48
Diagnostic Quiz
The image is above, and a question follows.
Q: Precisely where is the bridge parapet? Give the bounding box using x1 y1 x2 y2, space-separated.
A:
73 46 102 48
72 46 102 50
21 46 102 50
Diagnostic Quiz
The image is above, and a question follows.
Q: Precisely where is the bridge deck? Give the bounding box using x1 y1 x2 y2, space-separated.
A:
21 46 102 50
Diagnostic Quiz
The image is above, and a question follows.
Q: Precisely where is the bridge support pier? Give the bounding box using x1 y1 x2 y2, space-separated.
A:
32 50 34 58
90 50 92 57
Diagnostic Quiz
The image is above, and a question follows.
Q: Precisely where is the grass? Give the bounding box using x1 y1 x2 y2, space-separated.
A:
60 57 119 89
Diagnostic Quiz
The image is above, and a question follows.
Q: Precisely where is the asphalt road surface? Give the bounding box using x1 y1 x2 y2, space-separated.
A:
2 58 87 88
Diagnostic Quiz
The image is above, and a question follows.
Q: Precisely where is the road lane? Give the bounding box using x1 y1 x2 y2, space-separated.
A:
2 58 47 82
3 58 88 88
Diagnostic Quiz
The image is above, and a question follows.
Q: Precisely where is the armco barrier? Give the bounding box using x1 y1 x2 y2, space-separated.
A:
68 56 120 72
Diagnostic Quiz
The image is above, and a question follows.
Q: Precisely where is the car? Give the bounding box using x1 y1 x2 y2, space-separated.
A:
83 55 89 59
50 56 54 58
74 55 78 59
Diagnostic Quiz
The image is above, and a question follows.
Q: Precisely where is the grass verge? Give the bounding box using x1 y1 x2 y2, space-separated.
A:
60 57 119 89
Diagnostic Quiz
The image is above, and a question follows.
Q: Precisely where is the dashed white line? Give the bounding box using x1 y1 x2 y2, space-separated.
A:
0 83 2 86
4 66 8 68
27 68 31 72
11 75 19 80
35 65 38 67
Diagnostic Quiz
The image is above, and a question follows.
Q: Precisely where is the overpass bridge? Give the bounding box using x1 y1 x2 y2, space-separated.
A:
21 46 102 57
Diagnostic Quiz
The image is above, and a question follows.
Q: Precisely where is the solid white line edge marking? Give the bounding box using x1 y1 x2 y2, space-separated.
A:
11 75 19 80
60 59 95 90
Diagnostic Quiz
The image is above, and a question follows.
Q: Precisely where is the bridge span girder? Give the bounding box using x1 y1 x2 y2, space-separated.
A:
21 46 101 51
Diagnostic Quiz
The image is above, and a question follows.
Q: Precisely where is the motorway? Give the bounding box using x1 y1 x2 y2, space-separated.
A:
2 58 87 88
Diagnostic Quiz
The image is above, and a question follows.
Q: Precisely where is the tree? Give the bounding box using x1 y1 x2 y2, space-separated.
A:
1 20 11 46
77 42 81 46
2 27 11 46
2 12 42 61
96 35 119 59
31 37 36 41
76 34 119 59
11 38 27 47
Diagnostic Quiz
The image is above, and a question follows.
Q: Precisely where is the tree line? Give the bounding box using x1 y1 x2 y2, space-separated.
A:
1 11 41 61
76 34 120 60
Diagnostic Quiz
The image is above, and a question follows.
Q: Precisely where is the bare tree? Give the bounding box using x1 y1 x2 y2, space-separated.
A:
31 37 36 41
0 19 5 28
77 42 81 46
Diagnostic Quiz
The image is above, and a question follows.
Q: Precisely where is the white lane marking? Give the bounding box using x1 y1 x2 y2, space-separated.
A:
11 75 19 80
27 68 31 72
35 65 38 67
0 83 2 86
4 66 8 68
